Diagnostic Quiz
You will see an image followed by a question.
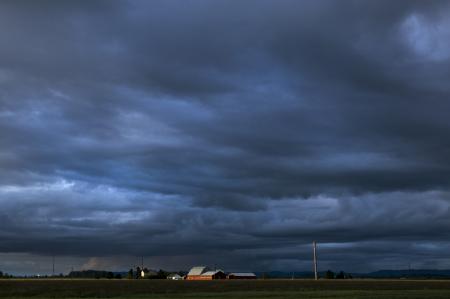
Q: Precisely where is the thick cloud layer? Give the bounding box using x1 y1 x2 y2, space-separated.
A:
1 0 450 274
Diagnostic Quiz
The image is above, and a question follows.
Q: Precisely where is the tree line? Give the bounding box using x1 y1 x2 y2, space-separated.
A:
324 270 353 279
0 271 13 279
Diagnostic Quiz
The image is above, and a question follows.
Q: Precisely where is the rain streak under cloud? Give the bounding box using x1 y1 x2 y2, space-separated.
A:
1 0 450 275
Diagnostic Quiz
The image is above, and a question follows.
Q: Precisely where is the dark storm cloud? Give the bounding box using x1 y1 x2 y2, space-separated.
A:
1 0 450 274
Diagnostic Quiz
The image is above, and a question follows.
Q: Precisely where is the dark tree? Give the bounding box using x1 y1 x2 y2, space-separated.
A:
336 271 345 279
106 272 114 279
157 269 168 279
325 270 335 279
127 269 134 279
135 267 141 279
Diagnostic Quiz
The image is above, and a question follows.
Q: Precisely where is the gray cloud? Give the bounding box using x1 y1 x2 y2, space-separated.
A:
1 0 450 274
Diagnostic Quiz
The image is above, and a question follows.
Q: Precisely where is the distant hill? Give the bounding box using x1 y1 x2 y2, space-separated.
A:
255 270 450 279
360 270 450 279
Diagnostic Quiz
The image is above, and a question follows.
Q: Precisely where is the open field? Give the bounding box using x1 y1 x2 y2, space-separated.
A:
2 279 450 299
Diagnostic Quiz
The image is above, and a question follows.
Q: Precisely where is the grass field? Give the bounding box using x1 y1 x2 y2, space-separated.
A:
2 279 450 299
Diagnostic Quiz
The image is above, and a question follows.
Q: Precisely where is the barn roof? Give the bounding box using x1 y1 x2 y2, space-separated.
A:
201 270 224 276
187 266 209 276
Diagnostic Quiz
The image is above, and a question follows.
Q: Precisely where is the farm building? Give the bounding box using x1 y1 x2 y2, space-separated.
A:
227 273 257 279
200 270 226 280
186 266 209 280
186 266 226 280
167 273 183 280
141 269 158 278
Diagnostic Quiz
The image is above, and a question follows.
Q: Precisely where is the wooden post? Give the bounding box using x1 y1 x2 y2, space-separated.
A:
313 241 318 280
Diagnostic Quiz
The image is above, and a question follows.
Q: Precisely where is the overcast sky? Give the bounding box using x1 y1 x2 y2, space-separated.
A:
1 0 450 275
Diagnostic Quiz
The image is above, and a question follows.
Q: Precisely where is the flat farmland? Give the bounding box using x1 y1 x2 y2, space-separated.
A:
2 279 450 299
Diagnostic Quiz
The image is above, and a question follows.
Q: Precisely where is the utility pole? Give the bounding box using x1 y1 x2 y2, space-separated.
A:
52 255 55 277
313 241 318 280
141 256 144 269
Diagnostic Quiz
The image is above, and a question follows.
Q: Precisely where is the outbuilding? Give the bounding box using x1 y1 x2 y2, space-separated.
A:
167 273 183 280
141 269 158 278
200 270 226 280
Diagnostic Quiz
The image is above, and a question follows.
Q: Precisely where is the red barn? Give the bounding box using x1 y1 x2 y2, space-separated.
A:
186 266 226 280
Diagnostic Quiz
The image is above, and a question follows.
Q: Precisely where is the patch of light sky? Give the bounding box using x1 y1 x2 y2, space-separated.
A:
401 12 450 61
